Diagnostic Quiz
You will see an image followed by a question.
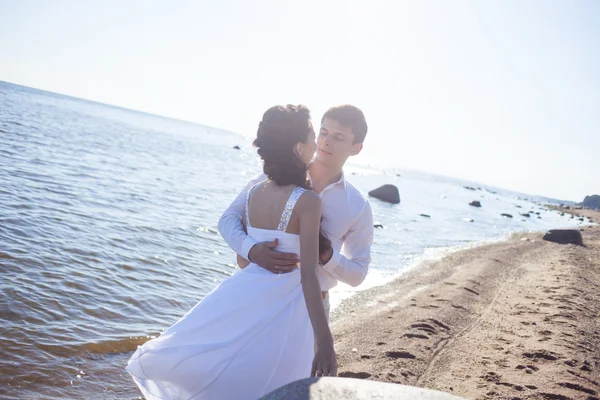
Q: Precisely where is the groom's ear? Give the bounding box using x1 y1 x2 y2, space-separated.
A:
350 143 363 156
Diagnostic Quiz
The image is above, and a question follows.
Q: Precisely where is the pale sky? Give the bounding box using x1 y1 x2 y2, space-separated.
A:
1 0 598 201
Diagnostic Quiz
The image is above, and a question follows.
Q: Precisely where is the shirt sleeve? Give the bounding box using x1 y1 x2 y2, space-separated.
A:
217 173 267 260
321 200 374 287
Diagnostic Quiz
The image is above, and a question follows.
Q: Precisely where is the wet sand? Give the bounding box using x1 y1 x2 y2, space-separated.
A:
331 213 600 399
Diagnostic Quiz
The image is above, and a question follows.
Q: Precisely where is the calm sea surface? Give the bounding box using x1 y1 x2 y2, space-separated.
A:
0 81 585 399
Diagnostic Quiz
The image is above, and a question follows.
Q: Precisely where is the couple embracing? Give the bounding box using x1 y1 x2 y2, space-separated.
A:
126 104 374 400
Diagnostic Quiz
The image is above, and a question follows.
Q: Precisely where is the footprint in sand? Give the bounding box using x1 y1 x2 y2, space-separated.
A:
404 333 429 340
523 350 560 361
429 318 451 330
558 382 598 396
385 351 416 359
420 305 440 309
401 370 415 378
463 287 480 296
339 371 372 379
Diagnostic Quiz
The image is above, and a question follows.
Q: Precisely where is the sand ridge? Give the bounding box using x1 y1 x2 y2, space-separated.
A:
331 219 600 399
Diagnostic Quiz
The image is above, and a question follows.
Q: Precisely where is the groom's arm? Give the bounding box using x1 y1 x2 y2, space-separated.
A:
218 174 265 260
321 200 374 287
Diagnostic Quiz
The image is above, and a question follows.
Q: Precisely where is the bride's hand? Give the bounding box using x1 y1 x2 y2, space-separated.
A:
312 342 337 377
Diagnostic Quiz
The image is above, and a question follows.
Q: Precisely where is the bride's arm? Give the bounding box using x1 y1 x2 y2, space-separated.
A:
297 192 337 376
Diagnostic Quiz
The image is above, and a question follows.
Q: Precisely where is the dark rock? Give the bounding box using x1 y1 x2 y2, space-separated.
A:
368 185 400 204
501 213 513 218
469 201 482 207
582 194 600 209
233 145 241 150
374 224 384 229
463 186 476 191
537 216 542 219
542 229 584 246
521 213 530 218
396 173 401 177
419 214 431 218
514 205 522 208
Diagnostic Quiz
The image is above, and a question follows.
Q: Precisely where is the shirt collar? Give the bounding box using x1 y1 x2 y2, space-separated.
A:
307 170 347 192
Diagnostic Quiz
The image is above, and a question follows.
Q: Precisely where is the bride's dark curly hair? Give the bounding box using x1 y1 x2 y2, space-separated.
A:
253 104 311 189
254 104 331 256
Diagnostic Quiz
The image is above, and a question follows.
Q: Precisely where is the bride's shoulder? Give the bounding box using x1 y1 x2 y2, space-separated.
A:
294 189 321 213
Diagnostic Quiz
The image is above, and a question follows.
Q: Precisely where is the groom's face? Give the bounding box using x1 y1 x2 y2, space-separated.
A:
316 118 362 167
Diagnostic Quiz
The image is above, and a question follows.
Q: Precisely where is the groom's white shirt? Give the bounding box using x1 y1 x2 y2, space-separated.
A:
218 172 374 291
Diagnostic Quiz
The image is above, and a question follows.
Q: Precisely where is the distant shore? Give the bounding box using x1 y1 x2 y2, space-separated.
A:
331 210 600 399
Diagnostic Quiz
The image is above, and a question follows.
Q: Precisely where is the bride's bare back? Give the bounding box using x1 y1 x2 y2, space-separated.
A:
244 180 304 234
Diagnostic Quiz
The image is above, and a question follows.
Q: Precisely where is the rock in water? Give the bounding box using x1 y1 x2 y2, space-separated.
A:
542 229 584 246
469 201 481 207
368 185 400 204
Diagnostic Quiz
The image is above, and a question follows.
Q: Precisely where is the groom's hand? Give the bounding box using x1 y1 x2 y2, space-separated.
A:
248 239 299 274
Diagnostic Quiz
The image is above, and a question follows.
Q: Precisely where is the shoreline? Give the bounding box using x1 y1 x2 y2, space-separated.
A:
330 212 600 399
329 206 596 313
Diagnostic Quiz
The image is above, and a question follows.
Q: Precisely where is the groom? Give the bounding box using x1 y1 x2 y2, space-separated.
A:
218 104 374 319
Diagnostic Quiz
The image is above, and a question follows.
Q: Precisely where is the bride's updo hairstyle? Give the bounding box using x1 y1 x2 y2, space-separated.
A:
253 104 332 256
253 104 311 189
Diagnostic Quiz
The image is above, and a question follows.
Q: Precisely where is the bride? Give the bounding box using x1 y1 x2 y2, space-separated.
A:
126 104 337 399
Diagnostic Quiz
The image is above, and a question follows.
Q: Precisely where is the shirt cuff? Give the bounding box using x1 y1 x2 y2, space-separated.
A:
321 249 342 278
241 236 259 261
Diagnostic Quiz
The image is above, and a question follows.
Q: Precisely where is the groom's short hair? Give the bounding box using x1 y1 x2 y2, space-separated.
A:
321 105 368 144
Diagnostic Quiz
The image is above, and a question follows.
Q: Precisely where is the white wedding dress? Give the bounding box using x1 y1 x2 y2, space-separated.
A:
126 186 314 400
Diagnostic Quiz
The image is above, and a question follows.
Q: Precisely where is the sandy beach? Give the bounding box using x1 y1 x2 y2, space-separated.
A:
331 211 600 399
